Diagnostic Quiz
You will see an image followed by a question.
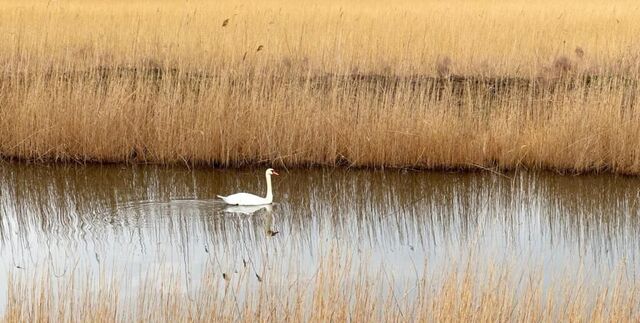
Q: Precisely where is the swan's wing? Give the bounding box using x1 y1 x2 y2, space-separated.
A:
220 193 267 205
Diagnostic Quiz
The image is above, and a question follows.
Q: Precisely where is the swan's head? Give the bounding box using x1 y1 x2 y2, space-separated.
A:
266 168 279 176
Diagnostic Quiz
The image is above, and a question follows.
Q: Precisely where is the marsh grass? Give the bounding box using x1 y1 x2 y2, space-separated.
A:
1 1 640 173
3 254 639 322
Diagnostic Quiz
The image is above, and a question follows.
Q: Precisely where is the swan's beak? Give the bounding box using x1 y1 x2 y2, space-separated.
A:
272 171 279 176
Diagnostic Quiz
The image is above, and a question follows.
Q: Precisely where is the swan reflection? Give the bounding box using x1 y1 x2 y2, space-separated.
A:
224 204 273 215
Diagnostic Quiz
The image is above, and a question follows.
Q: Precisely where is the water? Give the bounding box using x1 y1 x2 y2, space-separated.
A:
0 163 639 312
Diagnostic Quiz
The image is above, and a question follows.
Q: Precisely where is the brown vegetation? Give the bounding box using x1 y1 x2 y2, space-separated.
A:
1 0 640 173
4 254 639 322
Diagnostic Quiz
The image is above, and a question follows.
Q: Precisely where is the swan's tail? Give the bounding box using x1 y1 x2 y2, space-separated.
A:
216 195 226 200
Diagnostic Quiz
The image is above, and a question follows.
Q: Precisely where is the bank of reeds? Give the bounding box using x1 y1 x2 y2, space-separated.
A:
1 1 640 173
3 255 639 322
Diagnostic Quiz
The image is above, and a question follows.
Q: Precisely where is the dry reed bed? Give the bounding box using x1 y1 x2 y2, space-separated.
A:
1 1 640 173
3 255 639 322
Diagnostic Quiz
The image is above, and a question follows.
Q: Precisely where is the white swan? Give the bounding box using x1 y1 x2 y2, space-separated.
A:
217 168 279 205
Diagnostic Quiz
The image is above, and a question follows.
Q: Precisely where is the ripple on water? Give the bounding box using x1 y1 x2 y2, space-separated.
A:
0 164 639 313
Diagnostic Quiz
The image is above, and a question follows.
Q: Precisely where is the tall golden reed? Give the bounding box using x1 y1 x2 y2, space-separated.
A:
3 254 639 322
0 0 639 173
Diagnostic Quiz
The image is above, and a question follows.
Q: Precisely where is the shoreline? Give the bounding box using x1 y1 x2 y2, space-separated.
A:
2 68 639 174
2 157 639 177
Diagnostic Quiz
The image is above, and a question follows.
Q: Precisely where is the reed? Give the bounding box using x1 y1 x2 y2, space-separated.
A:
3 254 639 322
1 0 640 173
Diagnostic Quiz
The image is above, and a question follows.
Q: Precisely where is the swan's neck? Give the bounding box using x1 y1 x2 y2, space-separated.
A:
265 173 273 203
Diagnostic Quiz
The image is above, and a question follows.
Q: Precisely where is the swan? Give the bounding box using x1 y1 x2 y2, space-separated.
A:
217 168 279 206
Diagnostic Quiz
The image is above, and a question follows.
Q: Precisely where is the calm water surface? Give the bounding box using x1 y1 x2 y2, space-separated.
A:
0 164 639 310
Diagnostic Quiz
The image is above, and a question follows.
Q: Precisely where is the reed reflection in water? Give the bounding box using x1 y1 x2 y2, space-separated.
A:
0 164 639 312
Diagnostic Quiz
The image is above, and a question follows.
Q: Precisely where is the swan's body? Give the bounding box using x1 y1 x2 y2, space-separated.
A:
217 169 278 206
219 193 270 206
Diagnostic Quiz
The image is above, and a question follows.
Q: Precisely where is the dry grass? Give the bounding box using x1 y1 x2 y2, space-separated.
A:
3 253 639 322
1 0 640 173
